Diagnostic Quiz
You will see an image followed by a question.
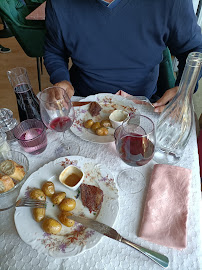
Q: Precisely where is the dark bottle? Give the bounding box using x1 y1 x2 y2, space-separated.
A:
7 67 41 122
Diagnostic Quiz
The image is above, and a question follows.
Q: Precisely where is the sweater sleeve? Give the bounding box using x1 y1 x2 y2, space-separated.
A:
44 0 70 84
167 0 202 88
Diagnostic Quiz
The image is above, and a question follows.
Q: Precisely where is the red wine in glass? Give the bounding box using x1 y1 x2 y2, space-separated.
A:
116 133 154 167
14 83 41 122
49 116 73 132
115 114 156 194
39 86 80 156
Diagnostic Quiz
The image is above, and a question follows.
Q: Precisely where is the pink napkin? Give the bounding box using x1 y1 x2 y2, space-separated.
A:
139 164 191 249
115 90 134 98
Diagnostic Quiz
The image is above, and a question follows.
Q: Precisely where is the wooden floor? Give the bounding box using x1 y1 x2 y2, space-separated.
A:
0 36 51 121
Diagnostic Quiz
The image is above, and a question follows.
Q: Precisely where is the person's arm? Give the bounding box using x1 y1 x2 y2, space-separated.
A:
44 0 74 97
153 0 202 112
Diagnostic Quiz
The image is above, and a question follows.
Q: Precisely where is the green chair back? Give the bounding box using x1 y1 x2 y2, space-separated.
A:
0 0 46 57
157 48 176 97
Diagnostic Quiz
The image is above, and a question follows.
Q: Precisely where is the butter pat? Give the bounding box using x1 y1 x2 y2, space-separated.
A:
109 110 129 129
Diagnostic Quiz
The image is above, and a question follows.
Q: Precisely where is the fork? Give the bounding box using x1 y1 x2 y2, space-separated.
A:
0 198 46 211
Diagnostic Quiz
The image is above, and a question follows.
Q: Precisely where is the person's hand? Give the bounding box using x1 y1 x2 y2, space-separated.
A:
152 86 178 113
54 80 74 99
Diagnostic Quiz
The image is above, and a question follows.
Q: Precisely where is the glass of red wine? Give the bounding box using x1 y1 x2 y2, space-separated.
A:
114 114 155 194
39 86 79 156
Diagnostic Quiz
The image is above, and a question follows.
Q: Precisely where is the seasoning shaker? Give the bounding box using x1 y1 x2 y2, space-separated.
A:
0 131 10 153
0 108 18 143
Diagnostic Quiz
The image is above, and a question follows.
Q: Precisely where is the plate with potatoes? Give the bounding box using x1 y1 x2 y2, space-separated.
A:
71 93 137 143
14 156 119 258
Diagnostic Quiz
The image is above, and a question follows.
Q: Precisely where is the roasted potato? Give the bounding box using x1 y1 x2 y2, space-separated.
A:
42 218 62 234
33 208 46 222
30 189 46 201
95 127 108 136
58 212 75 227
59 198 76 212
100 119 111 128
84 119 94 129
51 192 66 205
42 181 55 197
91 122 101 131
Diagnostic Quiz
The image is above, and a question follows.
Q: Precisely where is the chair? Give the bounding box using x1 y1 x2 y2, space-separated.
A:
156 47 176 98
0 0 46 92
24 0 45 11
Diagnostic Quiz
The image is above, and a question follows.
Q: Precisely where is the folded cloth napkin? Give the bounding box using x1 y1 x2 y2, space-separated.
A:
116 90 133 98
115 90 152 106
139 164 191 249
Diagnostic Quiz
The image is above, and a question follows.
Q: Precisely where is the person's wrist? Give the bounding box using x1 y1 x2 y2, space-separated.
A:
54 80 74 98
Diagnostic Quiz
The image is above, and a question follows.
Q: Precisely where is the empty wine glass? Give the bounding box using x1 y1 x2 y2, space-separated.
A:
39 86 79 156
114 114 155 194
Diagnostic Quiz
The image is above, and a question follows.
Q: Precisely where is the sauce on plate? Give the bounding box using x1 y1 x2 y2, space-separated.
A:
64 173 81 187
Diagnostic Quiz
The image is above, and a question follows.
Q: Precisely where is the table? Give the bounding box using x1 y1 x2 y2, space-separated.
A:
0 96 202 270
26 2 46 21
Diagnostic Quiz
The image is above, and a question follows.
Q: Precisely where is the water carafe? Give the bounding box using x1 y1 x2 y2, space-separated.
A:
154 52 202 164
7 67 41 122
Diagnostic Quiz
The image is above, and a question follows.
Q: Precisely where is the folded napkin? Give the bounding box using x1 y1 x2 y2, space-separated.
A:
139 164 191 249
115 90 152 106
116 90 133 98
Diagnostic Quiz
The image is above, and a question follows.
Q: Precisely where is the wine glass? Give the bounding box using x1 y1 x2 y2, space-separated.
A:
39 86 79 156
114 114 155 194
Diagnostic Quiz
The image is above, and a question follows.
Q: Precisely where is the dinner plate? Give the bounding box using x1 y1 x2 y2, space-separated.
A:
14 156 119 258
70 93 137 143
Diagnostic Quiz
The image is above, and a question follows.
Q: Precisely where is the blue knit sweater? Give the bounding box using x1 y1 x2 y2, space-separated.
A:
44 0 202 98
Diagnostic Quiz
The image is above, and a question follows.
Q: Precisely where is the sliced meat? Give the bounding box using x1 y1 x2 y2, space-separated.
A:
89 102 102 116
80 183 103 213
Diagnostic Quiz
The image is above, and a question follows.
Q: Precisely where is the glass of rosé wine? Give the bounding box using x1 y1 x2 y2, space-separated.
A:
39 86 79 156
114 114 155 194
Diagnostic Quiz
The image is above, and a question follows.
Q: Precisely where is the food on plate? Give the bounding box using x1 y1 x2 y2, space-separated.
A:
33 208 46 222
58 211 75 227
89 101 102 116
42 217 62 234
51 192 66 205
100 119 111 128
59 198 76 211
83 119 94 129
59 165 83 189
0 159 25 181
42 181 55 197
95 127 108 136
0 175 15 193
80 183 103 213
91 122 101 132
30 189 46 201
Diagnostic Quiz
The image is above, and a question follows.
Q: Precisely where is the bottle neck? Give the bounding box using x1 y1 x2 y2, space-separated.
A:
177 53 202 100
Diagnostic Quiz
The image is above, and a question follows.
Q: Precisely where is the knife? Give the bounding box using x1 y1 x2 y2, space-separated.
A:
72 101 91 107
69 215 169 268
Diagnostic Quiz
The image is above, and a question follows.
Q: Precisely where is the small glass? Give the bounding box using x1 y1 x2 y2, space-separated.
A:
114 114 156 194
0 108 18 143
13 119 47 155
0 131 10 153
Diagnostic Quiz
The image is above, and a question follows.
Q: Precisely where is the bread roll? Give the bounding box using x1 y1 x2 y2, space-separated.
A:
0 160 25 181
0 175 15 193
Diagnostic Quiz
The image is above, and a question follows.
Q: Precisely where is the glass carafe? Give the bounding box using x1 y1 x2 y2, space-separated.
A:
154 52 202 164
7 67 41 122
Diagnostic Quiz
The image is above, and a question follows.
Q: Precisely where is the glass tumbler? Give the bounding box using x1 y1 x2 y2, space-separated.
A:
13 119 47 155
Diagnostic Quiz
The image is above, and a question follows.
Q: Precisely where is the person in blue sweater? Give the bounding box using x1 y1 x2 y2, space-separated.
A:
44 0 202 112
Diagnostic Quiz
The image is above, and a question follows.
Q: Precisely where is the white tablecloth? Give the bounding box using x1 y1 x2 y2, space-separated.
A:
0 97 202 270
